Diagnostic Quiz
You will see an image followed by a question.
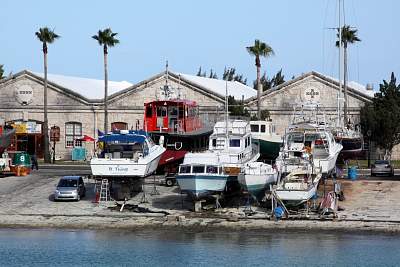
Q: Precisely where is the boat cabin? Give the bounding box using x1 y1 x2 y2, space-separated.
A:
144 100 202 133
97 130 153 162
179 164 224 175
250 121 277 136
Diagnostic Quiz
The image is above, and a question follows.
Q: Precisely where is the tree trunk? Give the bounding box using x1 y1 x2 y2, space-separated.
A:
103 47 108 133
43 50 51 163
343 45 348 126
256 59 262 120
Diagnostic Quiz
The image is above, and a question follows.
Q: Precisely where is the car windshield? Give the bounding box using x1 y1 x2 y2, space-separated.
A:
58 179 78 187
375 160 389 165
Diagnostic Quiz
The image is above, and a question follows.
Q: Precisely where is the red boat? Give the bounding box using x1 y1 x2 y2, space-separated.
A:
143 72 212 174
0 124 15 155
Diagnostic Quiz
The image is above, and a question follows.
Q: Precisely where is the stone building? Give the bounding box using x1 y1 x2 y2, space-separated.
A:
0 70 255 160
246 71 374 135
1 69 384 160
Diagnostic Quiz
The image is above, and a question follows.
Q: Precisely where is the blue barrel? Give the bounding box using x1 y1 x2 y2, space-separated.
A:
348 166 358 180
274 206 285 219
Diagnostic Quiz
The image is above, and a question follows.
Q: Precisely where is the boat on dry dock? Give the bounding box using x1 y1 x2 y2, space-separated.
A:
274 161 322 206
90 130 166 178
238 161 278 200
143 64 213 174
276 101 342 175
176 119 259 200
249 120 282 161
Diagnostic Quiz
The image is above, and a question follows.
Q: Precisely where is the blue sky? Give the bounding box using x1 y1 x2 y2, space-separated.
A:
1 0 399 88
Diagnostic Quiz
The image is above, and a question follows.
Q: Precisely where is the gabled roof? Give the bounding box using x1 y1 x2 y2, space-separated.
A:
177 73 256 100
246 71 374 104
109 70 257 102
32 72 132 100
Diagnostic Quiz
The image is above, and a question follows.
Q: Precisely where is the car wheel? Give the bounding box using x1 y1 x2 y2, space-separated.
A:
77 194 80 201
166 178 174 187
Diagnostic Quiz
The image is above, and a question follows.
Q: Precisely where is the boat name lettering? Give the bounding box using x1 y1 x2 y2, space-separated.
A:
108 166 129 172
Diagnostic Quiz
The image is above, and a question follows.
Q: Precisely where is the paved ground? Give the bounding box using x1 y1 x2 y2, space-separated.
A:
1 167 400 232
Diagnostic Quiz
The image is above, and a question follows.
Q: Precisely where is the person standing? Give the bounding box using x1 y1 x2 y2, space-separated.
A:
31 154 39 170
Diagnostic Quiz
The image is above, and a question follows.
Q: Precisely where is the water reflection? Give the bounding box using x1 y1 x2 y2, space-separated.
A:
0 228 400 266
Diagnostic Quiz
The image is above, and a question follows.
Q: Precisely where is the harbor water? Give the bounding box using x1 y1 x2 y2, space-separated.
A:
1 228 400 266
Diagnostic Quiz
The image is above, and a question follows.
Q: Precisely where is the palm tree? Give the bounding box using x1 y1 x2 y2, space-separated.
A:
92 28 120 133
247 39 274 120
0 64 4 79
35 27 60 163
336 25 361 125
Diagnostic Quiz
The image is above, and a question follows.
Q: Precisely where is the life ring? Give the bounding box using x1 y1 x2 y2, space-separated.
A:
175 142 182 150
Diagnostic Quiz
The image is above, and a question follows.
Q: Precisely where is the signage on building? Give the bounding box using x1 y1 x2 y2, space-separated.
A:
303 88 320 101
50 126 60 142
15 85 34 105
11 121 42 134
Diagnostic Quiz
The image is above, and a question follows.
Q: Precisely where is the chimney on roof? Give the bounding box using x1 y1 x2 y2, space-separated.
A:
366 83 374 91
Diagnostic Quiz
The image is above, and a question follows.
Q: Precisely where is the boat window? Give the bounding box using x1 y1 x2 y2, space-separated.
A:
178 107 184 119
288 133 304 143
157 107 167 117
229 139 241 147
146 106 153 118
261 125 266 133
170 106 178 116
143 142 149 156
206 165 218 174
212 139 217 147
192 165 205 173
179 165 191 174
250 124 259 133
245 138 248 147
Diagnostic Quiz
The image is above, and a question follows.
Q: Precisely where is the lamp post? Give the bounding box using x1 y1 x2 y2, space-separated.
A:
367 130 372 168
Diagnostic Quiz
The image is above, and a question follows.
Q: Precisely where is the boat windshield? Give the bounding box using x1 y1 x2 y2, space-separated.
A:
305 133 320 141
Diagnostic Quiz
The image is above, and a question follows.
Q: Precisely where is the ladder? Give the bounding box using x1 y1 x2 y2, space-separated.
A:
99 179 110 203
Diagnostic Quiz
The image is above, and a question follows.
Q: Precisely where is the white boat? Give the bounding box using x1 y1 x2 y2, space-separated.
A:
176 119 260 199
249 120 282 160
90 130 166 178
275 163 322 206
276 102 342 175
238 161 278 199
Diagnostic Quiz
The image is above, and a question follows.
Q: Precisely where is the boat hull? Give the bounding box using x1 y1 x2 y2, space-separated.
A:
255 138 281 161
90 151 163 178
238 172 277 199
275 184 318 205
176 174 229 200
0 128 16 155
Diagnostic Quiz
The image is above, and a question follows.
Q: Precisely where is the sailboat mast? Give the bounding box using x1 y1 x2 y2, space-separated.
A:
337 0 343 128
225 81 229 150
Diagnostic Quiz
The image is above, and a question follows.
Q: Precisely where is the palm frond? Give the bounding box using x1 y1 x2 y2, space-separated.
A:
35 27 60 43
246 39 274 57
92 28 120 48
336 25 361 47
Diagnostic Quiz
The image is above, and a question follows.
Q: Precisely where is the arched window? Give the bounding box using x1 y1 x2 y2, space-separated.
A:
111 122 128 131
65 122 82 148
